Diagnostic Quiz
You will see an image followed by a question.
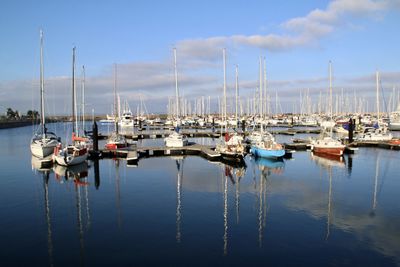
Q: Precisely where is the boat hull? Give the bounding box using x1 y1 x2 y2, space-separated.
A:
312 146 344 156
165 139 188 147
105 143 128 150
30 139 59 158
250 146 285 159
164 132 188 147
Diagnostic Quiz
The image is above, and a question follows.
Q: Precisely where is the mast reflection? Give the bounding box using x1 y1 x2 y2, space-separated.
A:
53 162 89 264
253 157 284 248
222 166 228 256
114 159 122 229
370 152 381 217
221 163 246 255
31 156 54 267
173 156 185 243
310 152 344 240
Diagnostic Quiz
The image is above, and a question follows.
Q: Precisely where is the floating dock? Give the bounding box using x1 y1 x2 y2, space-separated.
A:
98 143 221 162
348 141 400 150
97 128 321 141
94 142 293 166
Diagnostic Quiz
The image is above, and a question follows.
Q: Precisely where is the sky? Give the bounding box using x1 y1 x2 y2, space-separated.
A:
1 0 400 115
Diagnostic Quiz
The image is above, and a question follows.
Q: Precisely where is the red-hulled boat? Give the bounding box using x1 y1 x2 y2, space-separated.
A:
311 136 345 156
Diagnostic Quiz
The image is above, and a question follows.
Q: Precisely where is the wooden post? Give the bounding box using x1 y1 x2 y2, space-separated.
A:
92 121 99 151
348 118 354 143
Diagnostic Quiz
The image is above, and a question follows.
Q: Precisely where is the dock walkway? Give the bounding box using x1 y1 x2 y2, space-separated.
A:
98 143 221 163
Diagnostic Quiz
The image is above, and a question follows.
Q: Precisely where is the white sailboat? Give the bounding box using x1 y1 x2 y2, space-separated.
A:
105 64 128 150
357 71 392 141
30 30 60 159
215 48 245 160
53 47 88 166
310 61 345 157
164 48 188 147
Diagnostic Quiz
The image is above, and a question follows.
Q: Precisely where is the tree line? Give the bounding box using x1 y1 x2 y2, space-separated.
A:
1 108 39 121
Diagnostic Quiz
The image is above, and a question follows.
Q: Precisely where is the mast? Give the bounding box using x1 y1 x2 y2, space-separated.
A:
114 64 118 134
376 71 380 123
235 64 238 123
259 56 263 118
264 57 267 116
81 65 85 134
39 29 46 137
223 48 227 128
174 48 179 119
329 60 333 119
72 46 77 134
259 56 263 132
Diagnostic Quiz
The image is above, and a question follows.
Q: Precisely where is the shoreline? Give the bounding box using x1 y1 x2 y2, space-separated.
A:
0 120 38 129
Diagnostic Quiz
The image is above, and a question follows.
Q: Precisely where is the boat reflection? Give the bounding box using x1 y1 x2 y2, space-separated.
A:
31 156 54 267
53 162 89 184
220 162 247 255
53 161 90 265
254 157 284 174
310 152 345 169
31 155 53 173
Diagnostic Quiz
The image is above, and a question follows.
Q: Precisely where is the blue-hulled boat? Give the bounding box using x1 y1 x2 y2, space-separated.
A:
250 145 285 159
250 132 285 159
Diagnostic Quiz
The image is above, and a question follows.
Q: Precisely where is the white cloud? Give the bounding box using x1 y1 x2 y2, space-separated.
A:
176 0 394 57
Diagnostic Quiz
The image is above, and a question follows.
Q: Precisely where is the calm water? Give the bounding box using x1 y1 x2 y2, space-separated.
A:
1 123 400 266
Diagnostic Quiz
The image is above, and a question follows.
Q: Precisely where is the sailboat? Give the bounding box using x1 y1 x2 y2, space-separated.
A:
53 47 88 166
250 56 285 159
164 48 188 147
105 64 128 150
30 30 60 159
310 61 345 157
73 65 93 150
215 49 245 161
357 71 393 141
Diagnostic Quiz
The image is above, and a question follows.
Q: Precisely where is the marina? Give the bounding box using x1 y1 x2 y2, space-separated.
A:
2 1 400 266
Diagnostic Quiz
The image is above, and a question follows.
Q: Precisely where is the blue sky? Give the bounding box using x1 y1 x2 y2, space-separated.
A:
1 0 400 115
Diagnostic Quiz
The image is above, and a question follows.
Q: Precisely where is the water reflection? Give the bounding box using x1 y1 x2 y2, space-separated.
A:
222 165 228 256
53 162 89 183
310 152 345 169
173 156 185 243
310 153 339 240
253 157 285 248
52 162 90 266
114 160 123 229
31 157 54 267
25 150 399 266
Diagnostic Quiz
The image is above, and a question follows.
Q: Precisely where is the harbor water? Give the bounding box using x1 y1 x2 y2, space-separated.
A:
0 123 399 266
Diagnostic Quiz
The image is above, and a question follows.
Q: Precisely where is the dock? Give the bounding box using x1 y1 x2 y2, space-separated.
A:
348 141 400 150
96 128 321 141
96 143 222 163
